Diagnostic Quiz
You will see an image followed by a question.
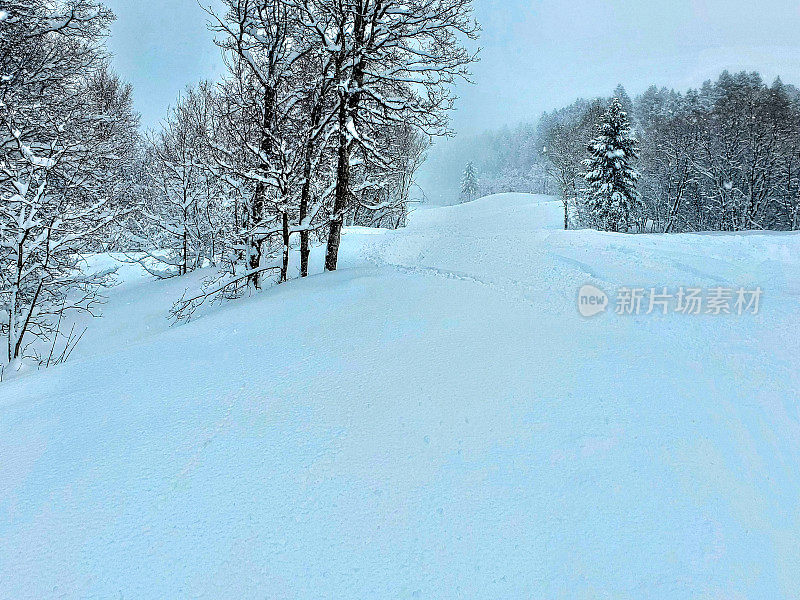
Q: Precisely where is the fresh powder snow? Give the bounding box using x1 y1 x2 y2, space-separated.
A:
2 194 799 598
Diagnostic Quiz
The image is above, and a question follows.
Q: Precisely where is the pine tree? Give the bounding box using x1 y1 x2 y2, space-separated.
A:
613 84 634 118
461 162 478 203
582 98 640 232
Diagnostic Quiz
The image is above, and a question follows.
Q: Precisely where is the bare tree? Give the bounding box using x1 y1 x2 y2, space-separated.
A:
207 0 312 288
287 0 479 271
0 2 137 365
134 85 223 277
541 99 604 229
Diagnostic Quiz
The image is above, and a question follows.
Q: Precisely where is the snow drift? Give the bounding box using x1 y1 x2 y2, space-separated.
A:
2 194 799 599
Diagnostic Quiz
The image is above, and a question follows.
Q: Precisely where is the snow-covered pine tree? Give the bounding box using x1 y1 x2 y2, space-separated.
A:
582 98 640 232
613 84 634 119
461 162 478 203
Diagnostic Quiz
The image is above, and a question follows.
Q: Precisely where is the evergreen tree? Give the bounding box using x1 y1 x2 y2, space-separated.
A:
582 98 640 231
613 84 634 118
461 162 478 202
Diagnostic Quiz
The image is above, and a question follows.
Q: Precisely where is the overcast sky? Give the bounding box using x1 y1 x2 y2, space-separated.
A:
457 0 800 135
103 0 225 130
105 0 800 134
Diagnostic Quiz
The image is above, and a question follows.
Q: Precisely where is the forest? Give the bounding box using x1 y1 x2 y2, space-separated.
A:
461 76 800 234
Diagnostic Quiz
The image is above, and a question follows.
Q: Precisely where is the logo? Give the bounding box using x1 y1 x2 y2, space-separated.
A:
578 284 609 317
576 285 762 317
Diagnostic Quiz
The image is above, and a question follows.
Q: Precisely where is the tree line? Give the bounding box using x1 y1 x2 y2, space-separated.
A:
0 0 478 365
463 74 800 234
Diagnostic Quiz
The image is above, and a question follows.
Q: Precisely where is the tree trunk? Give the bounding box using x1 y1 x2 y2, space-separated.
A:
280 209 290 283
300 226 310 277
249 190 265 288
325 101 351 272
325 11 368 272
299 215 310 277
8 238 25 362
182 221 188 276
249 86 277 289
7 295 15 363
298 99 323 278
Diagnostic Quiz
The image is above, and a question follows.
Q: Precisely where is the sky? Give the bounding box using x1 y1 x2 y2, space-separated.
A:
454 0 800 135
103 0 225 130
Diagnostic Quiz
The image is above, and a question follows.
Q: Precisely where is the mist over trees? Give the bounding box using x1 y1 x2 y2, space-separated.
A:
440 72 800 233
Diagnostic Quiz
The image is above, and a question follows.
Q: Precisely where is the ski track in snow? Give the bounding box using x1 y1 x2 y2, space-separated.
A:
1 194 800 599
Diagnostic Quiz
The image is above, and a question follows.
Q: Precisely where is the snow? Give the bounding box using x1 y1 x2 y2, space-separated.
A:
20 145 56 168
2 193 800 598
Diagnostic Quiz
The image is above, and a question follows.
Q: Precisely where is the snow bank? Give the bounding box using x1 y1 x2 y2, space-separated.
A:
2 194 799 599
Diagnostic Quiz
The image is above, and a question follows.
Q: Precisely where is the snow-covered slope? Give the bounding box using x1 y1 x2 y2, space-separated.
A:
2 194 800 599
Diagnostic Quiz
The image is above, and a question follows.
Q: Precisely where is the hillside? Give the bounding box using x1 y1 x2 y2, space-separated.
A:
2 194 800 599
